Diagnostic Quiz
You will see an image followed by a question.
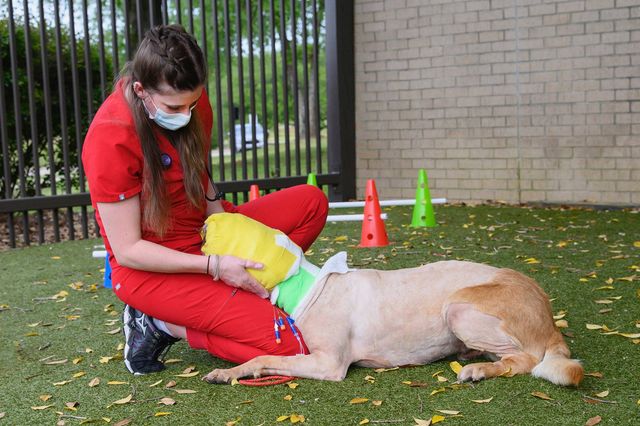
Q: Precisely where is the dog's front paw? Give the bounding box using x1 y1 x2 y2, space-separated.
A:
457 363 487 382
202 369 234 384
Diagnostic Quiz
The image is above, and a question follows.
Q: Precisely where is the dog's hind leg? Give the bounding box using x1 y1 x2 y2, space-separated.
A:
445 302 539 382
203 351 351 384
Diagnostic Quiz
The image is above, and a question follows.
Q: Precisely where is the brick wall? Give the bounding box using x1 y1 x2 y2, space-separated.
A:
354 0 640 205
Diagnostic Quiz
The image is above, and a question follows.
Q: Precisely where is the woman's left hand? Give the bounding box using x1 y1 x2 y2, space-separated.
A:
214 255 269 298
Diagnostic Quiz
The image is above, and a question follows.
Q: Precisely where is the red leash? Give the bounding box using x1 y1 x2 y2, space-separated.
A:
238 375 295 386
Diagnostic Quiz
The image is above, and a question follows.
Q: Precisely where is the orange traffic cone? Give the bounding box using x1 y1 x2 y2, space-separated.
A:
358 179 389 247
249 184 260 201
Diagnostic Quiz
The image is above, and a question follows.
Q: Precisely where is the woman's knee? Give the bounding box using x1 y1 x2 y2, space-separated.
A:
299 184 328 220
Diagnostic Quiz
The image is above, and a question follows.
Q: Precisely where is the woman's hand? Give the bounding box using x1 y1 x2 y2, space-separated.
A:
214 255 268 299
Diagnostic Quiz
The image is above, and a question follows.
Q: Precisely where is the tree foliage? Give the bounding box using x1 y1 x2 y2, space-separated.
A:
0 18 112 198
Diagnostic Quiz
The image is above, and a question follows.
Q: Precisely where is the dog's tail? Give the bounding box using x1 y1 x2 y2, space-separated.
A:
531 332 583 386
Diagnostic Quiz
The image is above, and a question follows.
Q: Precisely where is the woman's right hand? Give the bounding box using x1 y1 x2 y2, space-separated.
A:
214 255 269 299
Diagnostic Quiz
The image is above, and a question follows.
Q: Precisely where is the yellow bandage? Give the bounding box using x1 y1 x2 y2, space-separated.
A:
201 213 302 290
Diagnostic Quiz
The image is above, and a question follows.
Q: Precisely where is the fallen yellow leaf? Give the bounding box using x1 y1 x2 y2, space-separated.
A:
620 333 640 339
555 319 569 328
284 395 293 401
39 395 52 402
64 401 78 411
586 324 603 330
350 398 369 404
107 381 128 385
174 371 199 378
154 412 171 417
449 361 462 374
436 409 461 415
413 418 432 426
73 372 86 378
372 400 383 406
430 388 446 396
173 389 197 394
149 379 163 387
111 394 133 405
374 367 399 373
88 377 100 387
53 380 72 386
531 391 553 400
290 414 305 423
471 397 493 403
594 390 609 398
431 415 445 424
31 405 54 410
276 415 290 422
524 257 540 264
359 420 370 425
287 382 299 389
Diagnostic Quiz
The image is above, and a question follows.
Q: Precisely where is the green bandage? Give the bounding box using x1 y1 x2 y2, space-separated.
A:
274 259 319 314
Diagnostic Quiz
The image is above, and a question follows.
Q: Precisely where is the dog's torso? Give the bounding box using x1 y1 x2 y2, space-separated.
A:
295 260 499 368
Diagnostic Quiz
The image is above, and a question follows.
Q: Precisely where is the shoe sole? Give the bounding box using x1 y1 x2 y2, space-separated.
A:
122 306 144 376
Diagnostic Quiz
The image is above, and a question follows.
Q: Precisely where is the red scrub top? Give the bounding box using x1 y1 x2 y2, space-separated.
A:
82 80 214 261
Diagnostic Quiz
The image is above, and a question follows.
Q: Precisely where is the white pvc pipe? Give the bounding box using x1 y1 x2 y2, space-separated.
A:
328 198 446 209
326 213 388 222
92 250 107 258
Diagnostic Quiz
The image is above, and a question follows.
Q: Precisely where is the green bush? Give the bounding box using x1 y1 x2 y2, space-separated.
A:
0 18 113 198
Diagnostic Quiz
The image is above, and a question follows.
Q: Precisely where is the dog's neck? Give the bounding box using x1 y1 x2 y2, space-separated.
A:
271 258 320 316
270 252 352 320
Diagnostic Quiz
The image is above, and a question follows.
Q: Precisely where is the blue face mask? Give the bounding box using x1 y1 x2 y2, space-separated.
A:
144 96 194 131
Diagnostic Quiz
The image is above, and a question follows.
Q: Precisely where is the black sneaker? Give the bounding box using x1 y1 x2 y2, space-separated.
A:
122 305 179 375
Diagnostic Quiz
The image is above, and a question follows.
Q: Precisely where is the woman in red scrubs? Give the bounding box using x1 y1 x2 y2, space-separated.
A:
82 25 327 375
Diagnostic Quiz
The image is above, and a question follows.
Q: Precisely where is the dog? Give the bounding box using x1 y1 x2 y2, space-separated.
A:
203 259 583 386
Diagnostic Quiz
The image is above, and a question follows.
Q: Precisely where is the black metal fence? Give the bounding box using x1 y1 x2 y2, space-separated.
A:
0 0 355 249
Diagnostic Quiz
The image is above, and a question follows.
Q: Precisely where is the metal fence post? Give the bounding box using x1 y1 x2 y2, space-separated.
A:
325 0 355 202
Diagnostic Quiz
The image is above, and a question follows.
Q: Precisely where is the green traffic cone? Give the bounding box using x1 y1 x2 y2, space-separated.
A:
411 169 436 227
307 173 318 187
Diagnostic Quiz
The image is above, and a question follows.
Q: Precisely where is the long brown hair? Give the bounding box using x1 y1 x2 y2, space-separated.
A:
118 25 208 236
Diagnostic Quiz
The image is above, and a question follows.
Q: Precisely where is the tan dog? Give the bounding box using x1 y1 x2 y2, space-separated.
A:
203 260 583 386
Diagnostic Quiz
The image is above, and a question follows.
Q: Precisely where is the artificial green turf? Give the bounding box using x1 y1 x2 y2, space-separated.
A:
0 204 638 425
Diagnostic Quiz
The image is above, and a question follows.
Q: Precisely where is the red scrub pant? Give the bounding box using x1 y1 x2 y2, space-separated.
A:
111 185 327 364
